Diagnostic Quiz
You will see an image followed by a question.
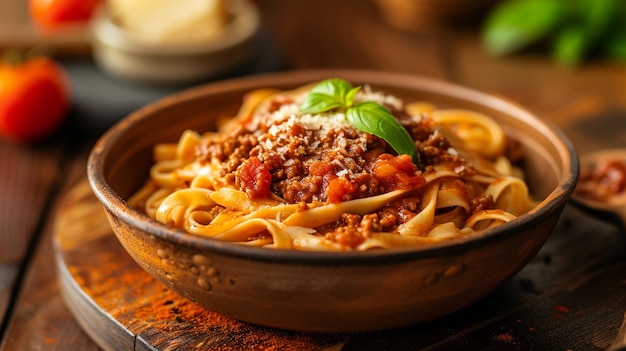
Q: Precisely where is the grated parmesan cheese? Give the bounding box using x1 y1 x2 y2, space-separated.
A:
358 85 403 110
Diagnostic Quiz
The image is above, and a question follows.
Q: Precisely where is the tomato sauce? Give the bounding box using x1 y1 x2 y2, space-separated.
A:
236 157 272 199
371 154 426 191
576 158 626 202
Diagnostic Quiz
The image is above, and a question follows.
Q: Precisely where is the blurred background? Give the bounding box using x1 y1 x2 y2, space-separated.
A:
1 0 625 149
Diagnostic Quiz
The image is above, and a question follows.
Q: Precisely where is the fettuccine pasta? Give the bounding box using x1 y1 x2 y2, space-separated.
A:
128 81 536 251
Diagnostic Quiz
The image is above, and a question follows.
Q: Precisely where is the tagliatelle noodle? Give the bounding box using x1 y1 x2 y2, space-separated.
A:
127 82 537 251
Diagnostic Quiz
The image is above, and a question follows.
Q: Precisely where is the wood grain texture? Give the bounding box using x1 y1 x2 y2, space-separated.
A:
0 141 63 323
0 142 61 260
0 145 98 351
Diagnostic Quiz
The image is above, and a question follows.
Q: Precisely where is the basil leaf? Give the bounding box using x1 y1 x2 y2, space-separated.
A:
482 0 564 57
311 78 353 99
300 92 346 113
300 78 354 113
347 102 420 166
345 86 361 108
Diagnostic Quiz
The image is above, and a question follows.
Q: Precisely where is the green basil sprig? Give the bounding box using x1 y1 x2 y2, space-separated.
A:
482 0 626 68
300 78 420 167
482 0 564 58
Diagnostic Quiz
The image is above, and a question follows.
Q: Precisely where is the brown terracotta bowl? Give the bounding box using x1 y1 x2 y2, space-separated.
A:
87 70 578 333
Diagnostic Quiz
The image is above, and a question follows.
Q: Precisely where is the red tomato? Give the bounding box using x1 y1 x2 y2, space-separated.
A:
0 56 70 143
237 157 272 199
29 0 101 31
371 154 425 191
327 176 357 203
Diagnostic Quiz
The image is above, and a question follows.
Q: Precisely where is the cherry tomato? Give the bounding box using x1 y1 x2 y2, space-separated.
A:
29 0 101 31
0 56 70 143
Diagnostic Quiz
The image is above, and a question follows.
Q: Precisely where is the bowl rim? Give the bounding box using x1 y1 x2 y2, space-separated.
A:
87 69 580 264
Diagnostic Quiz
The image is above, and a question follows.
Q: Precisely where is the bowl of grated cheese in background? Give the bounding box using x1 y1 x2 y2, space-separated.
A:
90 0 260 85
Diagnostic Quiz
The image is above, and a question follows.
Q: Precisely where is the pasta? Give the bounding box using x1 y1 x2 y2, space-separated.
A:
128 80 536 251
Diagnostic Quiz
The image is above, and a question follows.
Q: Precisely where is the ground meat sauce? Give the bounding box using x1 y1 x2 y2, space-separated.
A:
195 92 487 247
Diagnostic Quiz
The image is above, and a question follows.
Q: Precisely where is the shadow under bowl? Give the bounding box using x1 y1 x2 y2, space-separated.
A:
87 69 579 332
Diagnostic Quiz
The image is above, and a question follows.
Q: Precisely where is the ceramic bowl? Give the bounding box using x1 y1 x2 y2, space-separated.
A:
89 0 260 85
87 70 578 332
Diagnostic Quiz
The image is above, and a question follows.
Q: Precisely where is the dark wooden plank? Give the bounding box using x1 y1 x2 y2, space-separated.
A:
0 142 62 260
0 144 101 351
0 141 64 324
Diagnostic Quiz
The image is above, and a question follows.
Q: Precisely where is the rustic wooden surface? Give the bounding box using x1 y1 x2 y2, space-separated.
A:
50 178 626 351
0 0 626 350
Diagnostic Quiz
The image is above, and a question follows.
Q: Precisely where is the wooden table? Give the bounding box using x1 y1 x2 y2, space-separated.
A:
1 1 626 350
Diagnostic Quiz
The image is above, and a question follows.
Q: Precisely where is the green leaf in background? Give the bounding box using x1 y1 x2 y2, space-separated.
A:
575 0 617 40
346 102 420 166
602 1 626 61
551 0 619 68
481 0 626 67
482 0 565 57
552 24 588 69
604 28 626 61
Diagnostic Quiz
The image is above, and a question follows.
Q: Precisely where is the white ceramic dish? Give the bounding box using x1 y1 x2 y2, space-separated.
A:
90 0 260 85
